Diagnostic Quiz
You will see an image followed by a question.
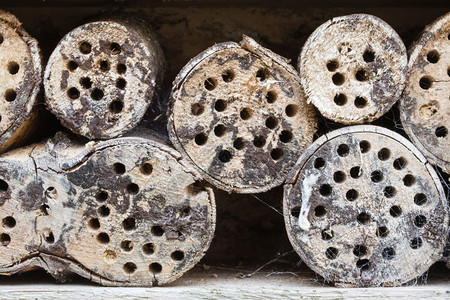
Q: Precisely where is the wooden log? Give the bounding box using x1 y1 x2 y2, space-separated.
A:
283 125 448 287
44 18 164 140
0 10 42 153
299 14 407 124
400 12 450 175
0 133 215 286
168 35 317 194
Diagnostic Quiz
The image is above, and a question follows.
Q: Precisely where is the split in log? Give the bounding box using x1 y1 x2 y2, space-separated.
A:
400 12 450 175
44 19 164 140
0 10 42 153
299 14 407 124
168 35 317 194
283 125 448 287
0 133 215 286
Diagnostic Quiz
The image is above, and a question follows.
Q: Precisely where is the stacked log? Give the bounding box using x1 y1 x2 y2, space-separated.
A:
0 133 215 286
168 35 317 193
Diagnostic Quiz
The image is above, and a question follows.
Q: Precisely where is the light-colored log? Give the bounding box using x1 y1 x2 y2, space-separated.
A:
299 14 407 124
283 125 448 287
168 35 317 194
44 19 164 139
0 133 215 286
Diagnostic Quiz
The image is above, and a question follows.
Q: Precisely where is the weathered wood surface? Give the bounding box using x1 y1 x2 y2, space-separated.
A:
400 12 450 175
0 10 41 153
168 35 317 194
44 18 164 139
299 14 407 124
283 125 448 287
0 133 215 286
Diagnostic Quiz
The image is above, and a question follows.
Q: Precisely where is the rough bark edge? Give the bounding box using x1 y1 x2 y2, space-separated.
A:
283 125 448 287
298 13 407 124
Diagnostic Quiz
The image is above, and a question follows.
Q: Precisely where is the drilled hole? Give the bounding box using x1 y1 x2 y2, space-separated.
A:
109 100 123 114
98 205 110 217
410 237 423 249
149 262 162 274
426 50 440 63
127 183 139 194
291 207 301 218
67 60 78 71
0 34 3 44
414 215 427 228
97 232 109 244
279 130 293 143
151 226 164 236
233 138 245 150
3 89 15 103
314 158 325 169
214 124 226 137
109 42 121 54
350 166 362 179
321 229 334 240
191 103 204 116
256 68 269 81
88 218 100 230
393 157 407 170
117 63 127 74
253 136 266 148
333 171 346 183
266 91 277 103
325 247 338 259
204 78 217 90
265 116 278 129
403 175 416 187
67 88 79 100
285 104 298 117
414 193 427 205
353 245 367 257
91 88 104 100
355 69 369 81
376 226 389 238
356 259 370 270
113 163 126 174
370 170 383 183
171 250 185 261
2 216 16 228
222 70 234 82
45 231 55 244
354 96 367 108
346 189 358 201
121 240 134 252
99 60 110 71
7 62 19 75
214 99 227 111
389 205 402 217
419 76 433 90
116 78 126 90
0 233 10 246
314 205 326 217
326 60 339 72
359 140 370 153
337 144 349 157
334 94 347 106
384 186 396 198
218 150 232 163
332 73 345 86
95 190 109 203
319 184 332 196
270 148 283 160
79 41 91 54
363 50 375 62
435 126 448 138
378 148 391 161
143 243 155 255
240 108 252 120
357 212 370 225
123 262 137 274
80 77 92 89
382 247 396 260
140 163 153 175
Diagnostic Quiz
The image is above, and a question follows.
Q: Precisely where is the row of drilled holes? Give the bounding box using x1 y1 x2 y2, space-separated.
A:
204 67 271 92
78 41 122 56
67 60 126 75
0 216 16 246
1 31 20 104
